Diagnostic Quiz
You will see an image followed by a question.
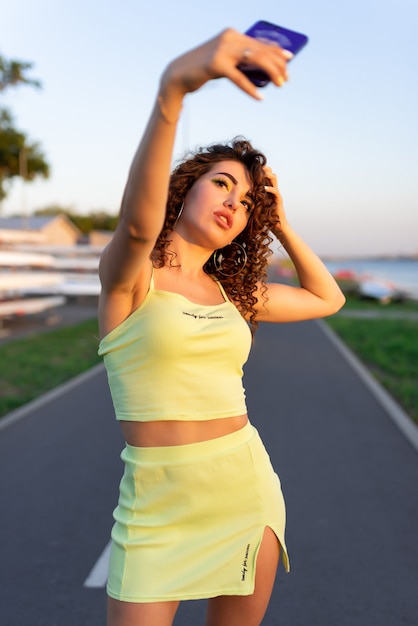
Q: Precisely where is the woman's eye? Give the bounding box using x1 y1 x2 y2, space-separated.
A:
241 199 254 212
213 178 229 189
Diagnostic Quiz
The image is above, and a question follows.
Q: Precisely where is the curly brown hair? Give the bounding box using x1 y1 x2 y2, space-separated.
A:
151 138 280 334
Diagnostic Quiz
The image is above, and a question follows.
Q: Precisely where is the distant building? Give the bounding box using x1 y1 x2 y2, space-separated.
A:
0 215 81 246
84 229 114 247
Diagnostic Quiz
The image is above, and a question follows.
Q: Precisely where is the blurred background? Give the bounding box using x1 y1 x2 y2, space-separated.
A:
0 0 417 346
1 0 417 256
1 5 417 625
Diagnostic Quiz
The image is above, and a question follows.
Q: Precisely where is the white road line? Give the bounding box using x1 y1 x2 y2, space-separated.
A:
0 363 105 432
84 540 112 588
318 319 418 454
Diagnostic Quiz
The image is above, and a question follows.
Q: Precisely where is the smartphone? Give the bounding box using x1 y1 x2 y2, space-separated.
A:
239 20 309 87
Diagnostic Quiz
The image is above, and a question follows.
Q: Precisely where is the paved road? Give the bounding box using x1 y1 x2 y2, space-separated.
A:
0 318 417 625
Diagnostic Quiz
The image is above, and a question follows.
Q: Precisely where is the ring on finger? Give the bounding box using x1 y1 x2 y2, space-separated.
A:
241 48 252 63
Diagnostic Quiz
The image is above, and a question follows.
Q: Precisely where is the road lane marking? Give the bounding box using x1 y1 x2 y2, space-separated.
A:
0 363 105 432
84 540 111 588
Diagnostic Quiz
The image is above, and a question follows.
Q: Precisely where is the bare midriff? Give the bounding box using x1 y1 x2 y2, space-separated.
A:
120 414 249 447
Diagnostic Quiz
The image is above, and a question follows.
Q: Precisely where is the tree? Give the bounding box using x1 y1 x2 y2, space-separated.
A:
0 54 49 202
0 109 49 201
34 206 118 234
0 56 41 92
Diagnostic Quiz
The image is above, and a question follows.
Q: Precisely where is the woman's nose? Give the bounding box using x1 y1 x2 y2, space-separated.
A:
223 196 239 211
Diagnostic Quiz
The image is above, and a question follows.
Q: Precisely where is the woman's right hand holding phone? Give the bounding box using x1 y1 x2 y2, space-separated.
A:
99 28 293 310
159 28 293 109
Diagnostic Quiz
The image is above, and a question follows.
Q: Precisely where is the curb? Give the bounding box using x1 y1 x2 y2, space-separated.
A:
0 362 105 432
318 319 418 454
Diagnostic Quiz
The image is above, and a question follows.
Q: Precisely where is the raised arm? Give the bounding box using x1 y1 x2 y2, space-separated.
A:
99 29 293 296
254 167 346 323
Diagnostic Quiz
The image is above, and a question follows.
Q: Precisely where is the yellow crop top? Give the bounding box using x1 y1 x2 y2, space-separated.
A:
98 273 252 421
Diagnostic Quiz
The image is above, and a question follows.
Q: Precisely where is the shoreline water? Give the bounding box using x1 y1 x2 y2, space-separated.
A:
322 257 418 300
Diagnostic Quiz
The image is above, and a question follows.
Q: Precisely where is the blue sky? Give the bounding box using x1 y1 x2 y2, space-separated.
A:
1 0 417 257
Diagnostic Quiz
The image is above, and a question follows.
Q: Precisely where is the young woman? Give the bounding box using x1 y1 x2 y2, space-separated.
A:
98 28 345 626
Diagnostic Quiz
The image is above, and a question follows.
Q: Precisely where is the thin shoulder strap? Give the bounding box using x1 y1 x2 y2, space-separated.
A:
149 264 155 290
214 278 229 303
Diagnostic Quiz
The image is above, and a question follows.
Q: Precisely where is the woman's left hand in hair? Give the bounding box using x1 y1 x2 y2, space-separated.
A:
263 166 288 241
253 166 346 323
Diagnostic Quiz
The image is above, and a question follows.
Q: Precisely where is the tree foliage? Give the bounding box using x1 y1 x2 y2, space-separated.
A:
34 206 118 234
69 211 118 234
0 54 49 202
0 56 41 92
0 109 49 200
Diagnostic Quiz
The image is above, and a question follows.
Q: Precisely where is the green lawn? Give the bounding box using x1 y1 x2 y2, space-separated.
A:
338 293 418 312
326 315 418 424
0 318 101 417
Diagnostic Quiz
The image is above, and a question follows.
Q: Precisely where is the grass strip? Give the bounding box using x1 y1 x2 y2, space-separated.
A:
336 293 418 312
0 318 101 418
1 307 417 427
326 316 418 424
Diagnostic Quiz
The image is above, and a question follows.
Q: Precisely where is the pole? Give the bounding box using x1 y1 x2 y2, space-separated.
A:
19 147 29 230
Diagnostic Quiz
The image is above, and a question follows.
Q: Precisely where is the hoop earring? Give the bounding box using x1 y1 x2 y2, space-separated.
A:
213 241 248 277
172 202 184 230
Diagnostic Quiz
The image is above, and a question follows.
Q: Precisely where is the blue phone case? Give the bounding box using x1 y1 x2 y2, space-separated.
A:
239 20 308 87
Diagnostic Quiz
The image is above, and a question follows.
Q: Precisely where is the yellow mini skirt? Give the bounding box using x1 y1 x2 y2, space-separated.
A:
107 422 289 603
